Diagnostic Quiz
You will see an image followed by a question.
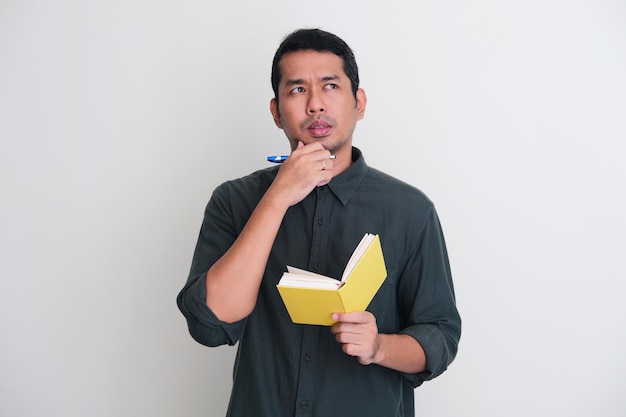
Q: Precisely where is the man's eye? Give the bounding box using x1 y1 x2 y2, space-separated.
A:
290 86 305 93
324 83 338 90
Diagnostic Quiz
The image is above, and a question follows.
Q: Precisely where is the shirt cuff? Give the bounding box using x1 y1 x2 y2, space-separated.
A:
179 273 246 346
400 324 455 386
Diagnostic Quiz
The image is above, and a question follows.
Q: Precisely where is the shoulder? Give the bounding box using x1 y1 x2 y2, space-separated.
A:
214 166 278 199
363 166 435 210
206 167 278 217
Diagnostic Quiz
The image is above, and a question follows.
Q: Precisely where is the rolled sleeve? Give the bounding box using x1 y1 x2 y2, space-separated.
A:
400 323 459 386
177 272 246 347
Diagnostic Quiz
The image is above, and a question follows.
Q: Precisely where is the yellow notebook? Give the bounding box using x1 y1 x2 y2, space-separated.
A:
276 233 387 326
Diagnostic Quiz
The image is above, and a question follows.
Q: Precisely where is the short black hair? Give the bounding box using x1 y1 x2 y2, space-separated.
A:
271 28 360 100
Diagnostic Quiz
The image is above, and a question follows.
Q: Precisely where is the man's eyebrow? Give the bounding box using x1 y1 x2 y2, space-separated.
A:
284 78 305 87
283 74 341 86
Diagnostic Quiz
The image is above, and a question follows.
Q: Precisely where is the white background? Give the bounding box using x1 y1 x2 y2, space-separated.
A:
1 1 625 416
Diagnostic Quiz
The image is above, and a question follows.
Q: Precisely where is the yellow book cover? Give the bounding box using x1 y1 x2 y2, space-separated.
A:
276 234 387 326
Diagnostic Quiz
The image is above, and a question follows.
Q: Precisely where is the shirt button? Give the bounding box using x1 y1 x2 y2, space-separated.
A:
317 218 325 225
304 353 312 361
313 263 320 271
300 401 309 409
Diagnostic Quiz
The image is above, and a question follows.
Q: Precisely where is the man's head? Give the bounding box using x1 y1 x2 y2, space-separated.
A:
271 28 360 102
269 29 366 161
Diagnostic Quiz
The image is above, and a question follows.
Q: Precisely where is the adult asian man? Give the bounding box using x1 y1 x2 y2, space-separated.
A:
177 28 461 417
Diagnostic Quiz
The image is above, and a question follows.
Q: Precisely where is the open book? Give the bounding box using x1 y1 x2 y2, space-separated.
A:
276 233 387 326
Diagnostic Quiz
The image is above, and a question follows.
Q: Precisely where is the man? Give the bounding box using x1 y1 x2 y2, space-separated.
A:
177 28 461 417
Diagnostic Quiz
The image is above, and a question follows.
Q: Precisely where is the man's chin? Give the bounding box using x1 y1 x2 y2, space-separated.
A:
287 136 346 154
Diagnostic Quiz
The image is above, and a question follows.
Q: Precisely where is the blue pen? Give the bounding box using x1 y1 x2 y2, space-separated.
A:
267 155 290 163
267 154 336 163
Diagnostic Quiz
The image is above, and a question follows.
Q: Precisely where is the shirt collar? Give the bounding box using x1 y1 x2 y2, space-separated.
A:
326 147 368 206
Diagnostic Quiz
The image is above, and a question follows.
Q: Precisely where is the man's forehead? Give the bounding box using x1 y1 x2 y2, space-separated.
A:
278 50 348 86
278 50 346 81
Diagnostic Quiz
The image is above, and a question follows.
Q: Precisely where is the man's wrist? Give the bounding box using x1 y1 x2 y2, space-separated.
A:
370 333 386 365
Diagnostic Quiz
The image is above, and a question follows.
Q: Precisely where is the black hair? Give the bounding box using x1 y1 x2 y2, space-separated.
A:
271 28 360 101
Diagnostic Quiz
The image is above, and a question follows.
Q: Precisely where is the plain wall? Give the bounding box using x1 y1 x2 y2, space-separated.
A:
1 1 624 416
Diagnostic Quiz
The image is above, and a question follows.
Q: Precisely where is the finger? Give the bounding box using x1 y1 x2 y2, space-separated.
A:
334 328 363 344
317 155 334 171
332 311 371 324
289 141 325 162
342 343 369 360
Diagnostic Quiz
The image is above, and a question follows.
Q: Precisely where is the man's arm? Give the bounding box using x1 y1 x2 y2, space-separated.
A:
331 311 427 374
205 142 335 323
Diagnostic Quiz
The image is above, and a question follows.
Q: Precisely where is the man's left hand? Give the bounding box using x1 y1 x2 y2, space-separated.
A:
330 311 380 365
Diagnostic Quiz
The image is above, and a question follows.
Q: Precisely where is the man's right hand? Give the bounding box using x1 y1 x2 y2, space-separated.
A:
267 141 335 208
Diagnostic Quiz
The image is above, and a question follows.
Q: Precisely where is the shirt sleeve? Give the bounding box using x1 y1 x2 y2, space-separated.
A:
397 206 461 387
176 184 248 347
177 271 246 346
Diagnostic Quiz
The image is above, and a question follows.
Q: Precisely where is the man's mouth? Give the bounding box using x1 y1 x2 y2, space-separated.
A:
307 119 332 137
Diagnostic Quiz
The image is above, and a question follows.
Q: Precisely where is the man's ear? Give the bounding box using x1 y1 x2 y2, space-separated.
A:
270 98 283 128
356 88 367 120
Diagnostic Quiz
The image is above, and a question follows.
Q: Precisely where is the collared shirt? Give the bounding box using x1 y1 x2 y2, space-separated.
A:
177 148 461 417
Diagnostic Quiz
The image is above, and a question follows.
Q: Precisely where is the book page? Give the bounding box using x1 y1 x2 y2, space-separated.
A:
277 277 342 289
280 266 342 289
285 265 329 278
340 233 375 282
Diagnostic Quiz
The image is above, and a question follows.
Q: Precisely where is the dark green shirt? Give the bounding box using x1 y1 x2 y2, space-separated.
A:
177 148 461 417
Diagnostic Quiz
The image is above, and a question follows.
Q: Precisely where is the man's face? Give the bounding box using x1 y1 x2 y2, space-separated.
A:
270 50 366 155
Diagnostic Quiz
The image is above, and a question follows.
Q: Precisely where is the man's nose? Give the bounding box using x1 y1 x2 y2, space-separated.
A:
307 91 325 113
